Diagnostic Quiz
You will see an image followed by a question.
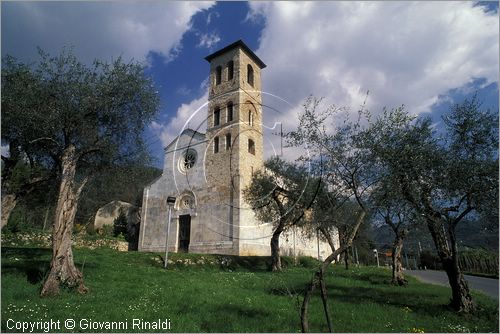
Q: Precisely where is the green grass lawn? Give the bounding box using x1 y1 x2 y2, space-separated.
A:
2 246 498 333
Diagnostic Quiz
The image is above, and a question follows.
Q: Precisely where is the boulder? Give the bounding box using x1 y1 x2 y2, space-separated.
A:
94 200 139 230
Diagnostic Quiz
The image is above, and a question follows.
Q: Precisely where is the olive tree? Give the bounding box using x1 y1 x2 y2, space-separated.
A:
244 156 318 271
288 97 379 332
368 99 498 312
371 181 418 285
1 48 160 296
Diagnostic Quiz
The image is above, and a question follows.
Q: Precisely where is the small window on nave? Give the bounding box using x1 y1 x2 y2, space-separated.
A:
248 138 255 155
248 110 254 127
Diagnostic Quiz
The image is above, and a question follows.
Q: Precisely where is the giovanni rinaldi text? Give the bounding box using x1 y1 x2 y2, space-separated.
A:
6 318 172 332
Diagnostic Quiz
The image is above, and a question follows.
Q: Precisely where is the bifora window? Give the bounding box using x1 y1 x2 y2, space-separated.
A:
215 66 222 85
247 64 254 87
227 102 233 122
214 107 220 126
179 149 197 173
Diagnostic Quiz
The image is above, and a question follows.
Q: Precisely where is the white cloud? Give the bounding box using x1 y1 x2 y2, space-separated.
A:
197 32 221 49
248 2 498 117
2 1 215 64
206 11 220 25
151 90 210 149
154 2 497 164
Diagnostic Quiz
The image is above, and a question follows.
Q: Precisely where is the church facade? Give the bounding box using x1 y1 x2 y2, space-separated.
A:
138 40 337 258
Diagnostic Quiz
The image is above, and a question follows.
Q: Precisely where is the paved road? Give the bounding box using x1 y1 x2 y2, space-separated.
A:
406 270 499 299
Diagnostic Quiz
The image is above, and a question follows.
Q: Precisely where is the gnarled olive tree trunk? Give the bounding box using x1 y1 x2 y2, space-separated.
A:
41 145 88 296
343 248 349 270
391 228 408 286
301 211 366 333
1 194 17 229
271 222 285 271
426 218 474 312
270 190 288 272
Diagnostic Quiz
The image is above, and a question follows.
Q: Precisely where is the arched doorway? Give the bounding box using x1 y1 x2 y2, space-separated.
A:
175 192 196 253
178 215 191 252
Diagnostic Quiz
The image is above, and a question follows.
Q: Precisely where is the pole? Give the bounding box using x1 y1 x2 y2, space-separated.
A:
405 252 409 270
418 241 422 269
354 246 359 266
164 206 172 269
376 251 379 267
317 229 320 261
280 123 283 156
293 226 297 265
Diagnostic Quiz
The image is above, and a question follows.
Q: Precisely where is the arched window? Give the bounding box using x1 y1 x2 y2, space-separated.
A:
227 61 234 80
248 110 254 127
214 107 220 126
215 66 222 85
214 136 219 153
225 133 232 150
227 102 233 122
247 64 254 86
248 138 255 155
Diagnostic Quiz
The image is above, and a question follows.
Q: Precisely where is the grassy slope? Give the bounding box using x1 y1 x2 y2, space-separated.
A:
2 247 498 333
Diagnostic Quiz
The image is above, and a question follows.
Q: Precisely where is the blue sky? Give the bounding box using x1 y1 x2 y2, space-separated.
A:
2 1 499 167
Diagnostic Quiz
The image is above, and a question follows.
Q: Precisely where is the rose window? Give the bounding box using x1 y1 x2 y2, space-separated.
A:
179 149 197 173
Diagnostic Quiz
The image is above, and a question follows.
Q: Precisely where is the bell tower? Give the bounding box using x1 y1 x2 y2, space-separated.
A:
204 40 266 250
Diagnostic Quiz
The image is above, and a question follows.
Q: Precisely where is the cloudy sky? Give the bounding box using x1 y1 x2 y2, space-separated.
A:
2 1 498 167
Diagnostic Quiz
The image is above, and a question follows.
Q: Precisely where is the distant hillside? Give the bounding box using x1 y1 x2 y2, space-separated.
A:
371 219 498 254
74 164 162 228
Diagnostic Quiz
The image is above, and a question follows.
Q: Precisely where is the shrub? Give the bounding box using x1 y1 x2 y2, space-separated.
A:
419 250 442 270
112 210 128 240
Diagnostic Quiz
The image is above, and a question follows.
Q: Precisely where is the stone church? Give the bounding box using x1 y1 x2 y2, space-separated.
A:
138 40 337 258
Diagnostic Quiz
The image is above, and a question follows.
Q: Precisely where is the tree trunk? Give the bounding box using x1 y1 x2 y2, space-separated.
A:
426 219 474 312
301 211 366 332
318 268 333 332
391 228 408 286
1 194 17 229
300 274 316 333
344 248 349 270
270 222 285 272
41 145 88 297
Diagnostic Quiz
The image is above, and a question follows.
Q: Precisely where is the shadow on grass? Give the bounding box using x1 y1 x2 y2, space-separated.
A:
217 304 272 318
333 269 392 285
1 247 97 285
329 284 449 316
2 247 51 284
266 267 451 318
268 282 306 297
1 246 52 257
